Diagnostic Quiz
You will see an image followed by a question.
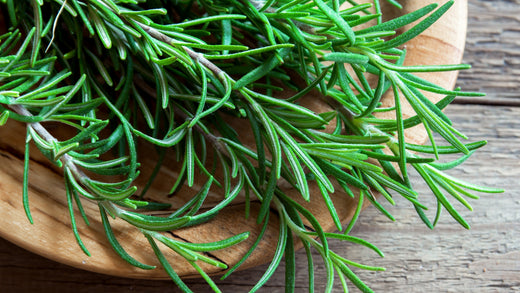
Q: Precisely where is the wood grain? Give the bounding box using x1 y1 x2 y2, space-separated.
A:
456 0 520 106
1 0 519 292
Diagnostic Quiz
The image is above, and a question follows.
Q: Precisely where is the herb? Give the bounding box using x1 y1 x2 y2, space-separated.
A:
0 0 503 292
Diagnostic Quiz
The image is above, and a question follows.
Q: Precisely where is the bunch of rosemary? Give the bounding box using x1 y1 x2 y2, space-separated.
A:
0 0 503 292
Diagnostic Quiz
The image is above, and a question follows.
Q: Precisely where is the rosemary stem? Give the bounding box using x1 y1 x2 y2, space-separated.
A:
8 104 87 182
136 22 227 80
173 107 229 156
133 75 229 156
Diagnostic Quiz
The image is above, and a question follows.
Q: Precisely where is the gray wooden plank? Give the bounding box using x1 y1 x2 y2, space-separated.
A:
457 0 520 103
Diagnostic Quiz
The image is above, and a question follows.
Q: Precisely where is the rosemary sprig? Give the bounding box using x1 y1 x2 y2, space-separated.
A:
0 0 503 292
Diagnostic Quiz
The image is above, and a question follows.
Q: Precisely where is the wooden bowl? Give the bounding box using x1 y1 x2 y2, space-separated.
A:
0 1 467 280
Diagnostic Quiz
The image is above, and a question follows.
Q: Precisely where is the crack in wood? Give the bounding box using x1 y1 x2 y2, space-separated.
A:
454 97 520 107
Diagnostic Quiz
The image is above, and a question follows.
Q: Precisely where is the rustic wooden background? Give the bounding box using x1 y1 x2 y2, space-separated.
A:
1 0 519 292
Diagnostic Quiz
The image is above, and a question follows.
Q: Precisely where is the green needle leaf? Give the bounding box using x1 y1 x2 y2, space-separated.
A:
374 1 454 51
118 209 191 231
145 234 193 292
249 210 287 293
99 204 156 270
314 0 356 45
22 129 33 224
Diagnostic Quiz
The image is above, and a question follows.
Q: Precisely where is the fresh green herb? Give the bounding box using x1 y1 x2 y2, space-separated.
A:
0 0 502 292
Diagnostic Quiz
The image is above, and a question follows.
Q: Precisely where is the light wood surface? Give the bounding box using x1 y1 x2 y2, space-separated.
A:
1 0 518 292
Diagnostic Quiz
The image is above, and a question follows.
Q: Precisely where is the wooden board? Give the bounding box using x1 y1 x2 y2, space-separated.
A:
0 1 482 286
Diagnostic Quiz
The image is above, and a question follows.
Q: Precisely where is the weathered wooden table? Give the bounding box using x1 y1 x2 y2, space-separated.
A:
1 0 518 292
